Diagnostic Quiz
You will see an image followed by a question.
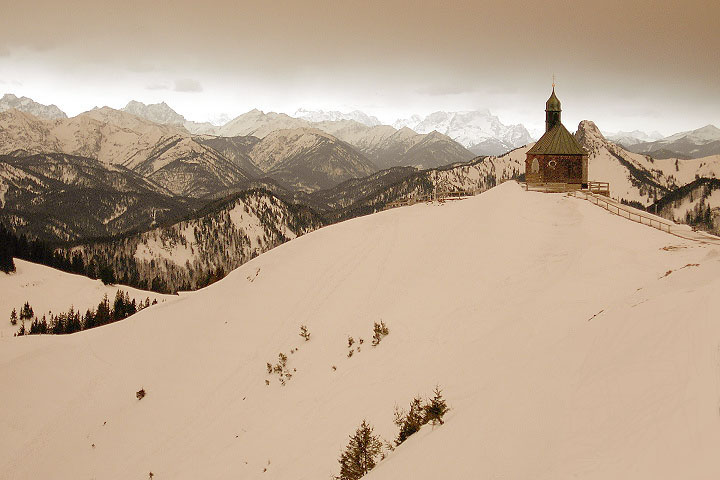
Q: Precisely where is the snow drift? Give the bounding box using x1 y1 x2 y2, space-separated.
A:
2 181 720 479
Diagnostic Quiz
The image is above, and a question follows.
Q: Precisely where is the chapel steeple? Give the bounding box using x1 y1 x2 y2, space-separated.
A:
545 86 561 132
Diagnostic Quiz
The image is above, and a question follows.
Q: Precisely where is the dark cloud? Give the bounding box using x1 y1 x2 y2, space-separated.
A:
174 79 202 93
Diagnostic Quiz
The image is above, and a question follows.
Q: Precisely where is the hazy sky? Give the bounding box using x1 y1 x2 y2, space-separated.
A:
0 0 718 135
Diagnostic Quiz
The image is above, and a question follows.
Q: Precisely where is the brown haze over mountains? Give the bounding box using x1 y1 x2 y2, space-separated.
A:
0 0 717 135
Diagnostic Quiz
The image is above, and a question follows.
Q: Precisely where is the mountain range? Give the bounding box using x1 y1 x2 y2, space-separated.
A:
3 92 720 257
626 124 720 159
0 102 475 242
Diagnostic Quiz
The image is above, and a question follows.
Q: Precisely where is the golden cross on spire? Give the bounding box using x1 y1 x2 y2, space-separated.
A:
552 74 556 89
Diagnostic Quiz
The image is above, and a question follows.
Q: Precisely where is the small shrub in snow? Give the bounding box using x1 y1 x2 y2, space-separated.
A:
299 325 311 341
337 420 384 480
268 352 292 385
371 321 389 347
136 388 146 400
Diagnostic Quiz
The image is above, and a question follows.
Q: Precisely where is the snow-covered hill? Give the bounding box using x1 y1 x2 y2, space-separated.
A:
393 110 533 155
0 259 173 339
2 181 719 479
0 93 67 120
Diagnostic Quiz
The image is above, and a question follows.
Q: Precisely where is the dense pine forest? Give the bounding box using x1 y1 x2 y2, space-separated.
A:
11 290 157 336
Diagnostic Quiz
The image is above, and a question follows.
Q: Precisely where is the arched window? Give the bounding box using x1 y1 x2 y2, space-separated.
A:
531 158 539 173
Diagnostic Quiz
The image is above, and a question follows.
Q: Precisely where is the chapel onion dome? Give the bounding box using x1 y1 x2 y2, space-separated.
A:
546 88 561 112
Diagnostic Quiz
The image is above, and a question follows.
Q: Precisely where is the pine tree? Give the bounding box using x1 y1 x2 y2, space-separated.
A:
96 294 111 326
394 396 426 445
338 420 384 480
10 308 17 326
20 302 34 323
424 386 449 426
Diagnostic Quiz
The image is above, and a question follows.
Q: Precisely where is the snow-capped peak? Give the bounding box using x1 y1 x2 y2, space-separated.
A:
605 129 665 146
392 110 533 155
294 108 382 127
662 124 720 144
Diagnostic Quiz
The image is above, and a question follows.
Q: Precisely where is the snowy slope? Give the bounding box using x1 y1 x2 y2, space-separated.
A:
0 259 173 339
3 181 719 479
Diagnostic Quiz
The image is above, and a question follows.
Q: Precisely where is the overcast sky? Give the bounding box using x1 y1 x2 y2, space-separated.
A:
0 0 717 135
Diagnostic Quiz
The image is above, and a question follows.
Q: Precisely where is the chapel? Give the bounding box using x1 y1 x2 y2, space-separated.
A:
525 87 588 189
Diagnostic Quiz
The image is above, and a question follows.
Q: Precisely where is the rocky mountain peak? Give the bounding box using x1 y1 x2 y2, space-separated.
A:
0 93 68 120
122 100 186 125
